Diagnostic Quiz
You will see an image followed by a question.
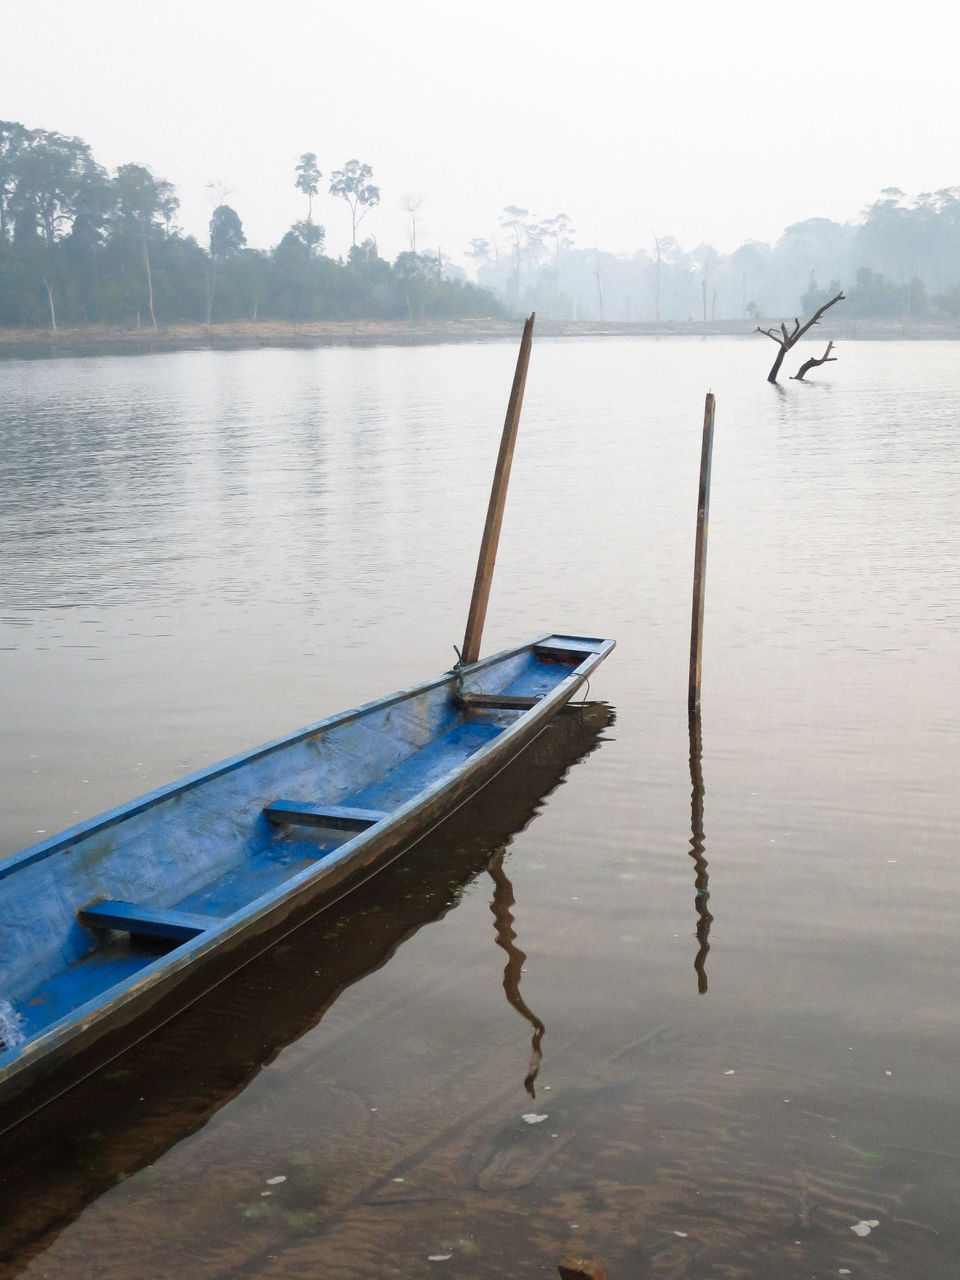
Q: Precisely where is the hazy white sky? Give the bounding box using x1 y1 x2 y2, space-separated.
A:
4 0 956 266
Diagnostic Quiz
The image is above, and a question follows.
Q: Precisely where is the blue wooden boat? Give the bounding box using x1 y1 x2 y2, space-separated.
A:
0 702 613 1259
0 633 613 1117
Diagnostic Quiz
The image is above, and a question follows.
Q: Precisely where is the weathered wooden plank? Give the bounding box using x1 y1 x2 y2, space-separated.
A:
536 636 602 655
263 801 388 830
534 643 597 667
456 693 542 711
78 901 216 943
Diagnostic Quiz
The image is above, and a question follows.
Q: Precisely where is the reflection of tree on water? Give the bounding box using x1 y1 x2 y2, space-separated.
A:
688 708 713 993
487 847 545 1097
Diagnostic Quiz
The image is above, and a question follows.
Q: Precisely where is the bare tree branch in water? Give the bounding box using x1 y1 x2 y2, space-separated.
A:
792 340 837 380
756 291 845 382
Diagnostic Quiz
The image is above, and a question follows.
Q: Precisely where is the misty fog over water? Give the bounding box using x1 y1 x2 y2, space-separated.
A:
1 337 959 1278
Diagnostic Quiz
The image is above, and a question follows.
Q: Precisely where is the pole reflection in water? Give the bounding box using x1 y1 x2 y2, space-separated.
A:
688 707 713 993
487 847 545 1098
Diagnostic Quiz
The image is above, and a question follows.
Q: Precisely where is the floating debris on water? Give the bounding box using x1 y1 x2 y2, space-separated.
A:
850 1218 880 1237
265 1175 286 1185
522 1112 549 1124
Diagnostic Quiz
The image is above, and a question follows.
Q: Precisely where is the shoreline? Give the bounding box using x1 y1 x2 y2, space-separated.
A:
1 315 957 359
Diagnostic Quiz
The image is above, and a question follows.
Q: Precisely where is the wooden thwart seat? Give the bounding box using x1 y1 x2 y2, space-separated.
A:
535 638 599 665
456 692 543 711
263 801 388 831
79 900 217 942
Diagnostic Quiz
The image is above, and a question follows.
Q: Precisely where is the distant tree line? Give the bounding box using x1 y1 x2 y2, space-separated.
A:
4 117 960 331
0 123 502 330
471 190 960 323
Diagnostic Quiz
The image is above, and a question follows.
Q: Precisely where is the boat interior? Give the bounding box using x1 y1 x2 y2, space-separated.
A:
1 638 604 1049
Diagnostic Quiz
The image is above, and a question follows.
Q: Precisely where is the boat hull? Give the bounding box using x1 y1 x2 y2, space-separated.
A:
0 634 613 1124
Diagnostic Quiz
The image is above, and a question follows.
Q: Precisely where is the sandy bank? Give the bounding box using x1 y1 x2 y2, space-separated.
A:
0 316 956 359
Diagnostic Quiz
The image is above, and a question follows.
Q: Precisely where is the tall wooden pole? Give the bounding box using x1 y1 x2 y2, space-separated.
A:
461 313 535 666
688 392 715 710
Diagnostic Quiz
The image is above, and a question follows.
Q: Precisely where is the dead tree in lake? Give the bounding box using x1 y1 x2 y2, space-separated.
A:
792 340 837 381
755 290 844 383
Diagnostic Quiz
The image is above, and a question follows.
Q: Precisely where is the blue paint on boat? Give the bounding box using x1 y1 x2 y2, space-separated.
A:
0 634 613 1118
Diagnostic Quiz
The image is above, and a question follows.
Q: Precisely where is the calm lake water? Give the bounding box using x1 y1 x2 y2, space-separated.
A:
1 336 958 1278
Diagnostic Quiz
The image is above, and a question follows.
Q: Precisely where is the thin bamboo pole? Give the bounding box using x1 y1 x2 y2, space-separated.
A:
688 392 716 710
461 313 535 665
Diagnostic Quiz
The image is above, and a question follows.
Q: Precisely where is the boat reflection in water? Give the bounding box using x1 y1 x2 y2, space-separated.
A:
0 701 614 1270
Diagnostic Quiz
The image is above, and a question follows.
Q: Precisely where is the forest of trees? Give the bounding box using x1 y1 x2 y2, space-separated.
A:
474 191 960 323
3 117 960 331
0 124 502 330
